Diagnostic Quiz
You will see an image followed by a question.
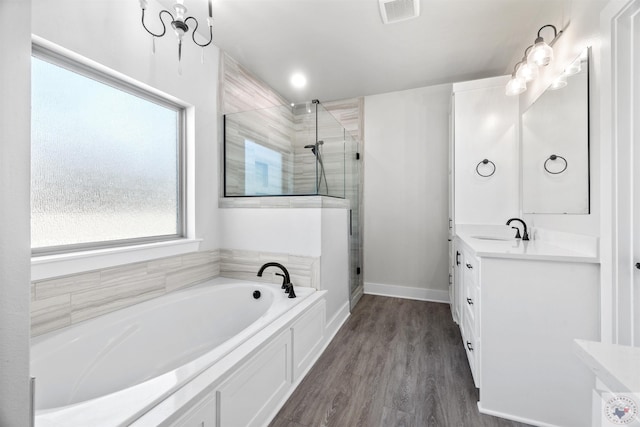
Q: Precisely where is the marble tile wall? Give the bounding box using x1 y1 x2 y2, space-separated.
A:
220 249 319 289
219 52 289 114
31 250 220 337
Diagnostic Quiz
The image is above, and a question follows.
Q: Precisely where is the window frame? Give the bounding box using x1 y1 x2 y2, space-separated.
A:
31 44 187 256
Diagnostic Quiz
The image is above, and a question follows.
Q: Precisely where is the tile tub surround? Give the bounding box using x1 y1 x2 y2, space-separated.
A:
30 249 320 337
31 250 221 337
220 249 320 290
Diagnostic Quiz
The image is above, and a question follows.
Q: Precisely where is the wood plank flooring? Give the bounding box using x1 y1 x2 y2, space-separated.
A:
269 295 531 427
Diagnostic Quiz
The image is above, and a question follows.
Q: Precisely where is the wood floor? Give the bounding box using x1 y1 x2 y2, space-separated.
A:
269 295 531 427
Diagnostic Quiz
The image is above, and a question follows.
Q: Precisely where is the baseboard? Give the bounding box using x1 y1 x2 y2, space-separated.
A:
364 282 450 303
477 402 562 427
325 301 350 342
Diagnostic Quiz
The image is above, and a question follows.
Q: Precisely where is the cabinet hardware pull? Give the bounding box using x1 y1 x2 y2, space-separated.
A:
466 341 473 351
636 262 640 270
456 251 461 266
467 298 473 305
466 263 473 269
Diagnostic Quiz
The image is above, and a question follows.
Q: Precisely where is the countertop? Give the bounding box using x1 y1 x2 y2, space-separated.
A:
455 224 599 263
574 339 640 398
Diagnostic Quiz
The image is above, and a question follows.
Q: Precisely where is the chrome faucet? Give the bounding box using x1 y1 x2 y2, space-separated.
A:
506 218 529 241
256 262 296 298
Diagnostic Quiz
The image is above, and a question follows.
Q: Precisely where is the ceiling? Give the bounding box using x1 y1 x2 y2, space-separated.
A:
205 0 575 103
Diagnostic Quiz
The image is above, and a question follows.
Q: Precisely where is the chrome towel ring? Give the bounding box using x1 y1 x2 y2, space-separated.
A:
476 159 496 177
544 154 568 174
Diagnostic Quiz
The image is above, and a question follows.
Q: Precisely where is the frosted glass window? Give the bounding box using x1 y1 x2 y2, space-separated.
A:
31 52 183 253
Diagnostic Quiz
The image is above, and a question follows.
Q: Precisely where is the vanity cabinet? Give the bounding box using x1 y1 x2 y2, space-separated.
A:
454 244 481 387
451 76 519 226
454 236 600 427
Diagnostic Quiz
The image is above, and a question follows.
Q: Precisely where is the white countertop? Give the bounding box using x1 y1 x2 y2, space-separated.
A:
574 339 640 398
455 224 599 263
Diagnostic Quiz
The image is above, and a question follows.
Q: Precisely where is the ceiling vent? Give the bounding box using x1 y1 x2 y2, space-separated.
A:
379 0 420 24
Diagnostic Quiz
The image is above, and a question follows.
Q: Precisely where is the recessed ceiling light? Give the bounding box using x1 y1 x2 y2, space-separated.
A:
290 73 307 89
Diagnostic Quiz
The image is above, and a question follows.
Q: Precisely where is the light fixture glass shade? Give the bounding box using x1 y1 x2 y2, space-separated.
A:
516 61 539 82
528 38 554 66
505 74 526 96
548 75 567 90
565 58 581 75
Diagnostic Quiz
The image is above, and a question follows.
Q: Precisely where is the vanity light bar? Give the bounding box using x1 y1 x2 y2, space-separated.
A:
506 24 563 96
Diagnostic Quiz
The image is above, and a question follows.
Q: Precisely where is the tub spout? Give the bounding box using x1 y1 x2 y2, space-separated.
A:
257 263 296 298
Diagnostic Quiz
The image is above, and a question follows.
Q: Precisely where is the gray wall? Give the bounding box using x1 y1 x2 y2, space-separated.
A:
0 0 32 424
363 84 451 300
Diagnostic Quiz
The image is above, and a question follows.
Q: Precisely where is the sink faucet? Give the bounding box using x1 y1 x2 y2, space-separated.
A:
256 262 296 298
506 218 530 241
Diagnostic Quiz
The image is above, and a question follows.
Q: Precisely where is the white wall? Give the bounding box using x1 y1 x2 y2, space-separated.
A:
32 0 221 251
519 1 607 235
219 209 322 256
363 84 451 301
0 1 32 424
320 209 349 325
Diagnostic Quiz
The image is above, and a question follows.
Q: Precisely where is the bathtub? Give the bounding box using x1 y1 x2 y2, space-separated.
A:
31 277 322 426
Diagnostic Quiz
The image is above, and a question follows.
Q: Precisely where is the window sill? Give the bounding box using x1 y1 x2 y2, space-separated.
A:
31 239 202 281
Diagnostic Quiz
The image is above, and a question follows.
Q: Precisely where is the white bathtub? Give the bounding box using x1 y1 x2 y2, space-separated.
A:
31 277 318 426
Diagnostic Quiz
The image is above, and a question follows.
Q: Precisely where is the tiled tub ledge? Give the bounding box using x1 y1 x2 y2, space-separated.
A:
219 195 350 209
30 248 320 337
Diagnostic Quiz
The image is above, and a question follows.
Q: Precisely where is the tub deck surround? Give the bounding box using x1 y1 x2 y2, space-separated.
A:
455 224 599 263
32 277 322 427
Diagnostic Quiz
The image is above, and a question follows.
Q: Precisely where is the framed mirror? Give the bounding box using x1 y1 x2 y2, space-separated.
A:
522 47 590 214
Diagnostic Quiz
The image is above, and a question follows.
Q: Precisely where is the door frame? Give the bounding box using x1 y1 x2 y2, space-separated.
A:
600 0 640 345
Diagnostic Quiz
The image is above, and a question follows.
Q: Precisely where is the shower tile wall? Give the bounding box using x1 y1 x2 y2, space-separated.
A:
224 106 296 196
31 250 220 336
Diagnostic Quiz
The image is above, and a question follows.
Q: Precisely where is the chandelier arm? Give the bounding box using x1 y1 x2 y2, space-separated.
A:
185 16 214 47
141 9 174 38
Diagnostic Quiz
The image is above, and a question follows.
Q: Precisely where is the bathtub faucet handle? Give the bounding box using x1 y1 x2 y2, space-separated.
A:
275 272 287 289
285 283 296 298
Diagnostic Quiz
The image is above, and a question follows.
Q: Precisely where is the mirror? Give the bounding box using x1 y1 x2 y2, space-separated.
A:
522 47 590 214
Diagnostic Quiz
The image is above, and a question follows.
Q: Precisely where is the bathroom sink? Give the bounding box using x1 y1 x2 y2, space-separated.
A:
470 235 513 241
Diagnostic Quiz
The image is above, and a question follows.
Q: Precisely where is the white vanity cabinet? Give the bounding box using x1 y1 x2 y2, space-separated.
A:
451 76 519 226
454 235 600 427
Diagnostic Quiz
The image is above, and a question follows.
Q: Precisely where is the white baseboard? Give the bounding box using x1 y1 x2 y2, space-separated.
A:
477 402 561 427
325 301 350 342
364 282 450 303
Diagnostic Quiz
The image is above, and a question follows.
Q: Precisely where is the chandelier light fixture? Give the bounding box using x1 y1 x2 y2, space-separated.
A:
505 24 563 96
139 0 214 67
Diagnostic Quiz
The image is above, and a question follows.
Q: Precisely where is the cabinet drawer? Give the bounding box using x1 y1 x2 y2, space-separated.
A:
463 279 477 328
462 252 479 286
462 314 479 388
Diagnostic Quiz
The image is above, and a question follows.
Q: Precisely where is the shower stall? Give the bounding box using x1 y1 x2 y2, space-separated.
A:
223 100 362 303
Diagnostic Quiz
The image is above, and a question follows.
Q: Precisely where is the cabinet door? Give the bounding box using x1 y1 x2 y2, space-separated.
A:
169 394 216 427
453 78 519 224
217 329 291 427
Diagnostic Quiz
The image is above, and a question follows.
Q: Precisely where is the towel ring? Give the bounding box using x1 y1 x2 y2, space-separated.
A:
476 159 496 177
544 154 568 174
